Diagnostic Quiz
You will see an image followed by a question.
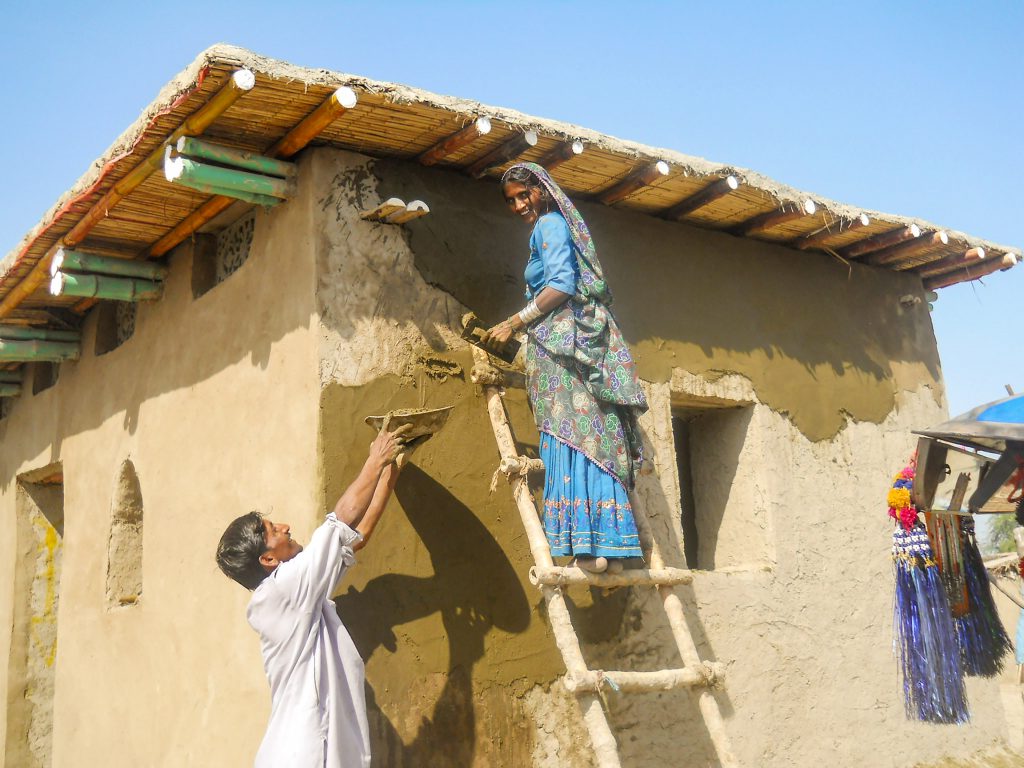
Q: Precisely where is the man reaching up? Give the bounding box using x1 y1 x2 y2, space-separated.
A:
216 423 411 768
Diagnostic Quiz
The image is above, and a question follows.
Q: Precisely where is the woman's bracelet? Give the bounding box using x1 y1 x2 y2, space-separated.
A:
517 299 543 326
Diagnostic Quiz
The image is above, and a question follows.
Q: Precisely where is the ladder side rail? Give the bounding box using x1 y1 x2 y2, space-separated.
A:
630 493 740 768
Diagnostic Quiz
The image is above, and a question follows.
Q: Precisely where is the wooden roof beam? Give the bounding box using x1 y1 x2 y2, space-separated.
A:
915 247 986 279
865 230 948 267
149 86 359 258
791 213 871 251
925 252 1018 290
597 161 670 205
66 69 256 249
732 199 816 237
466 130 538 179
538 140 584 171
0 69 256 319
660 176 739 221
418 117 491 166
838 224 920 260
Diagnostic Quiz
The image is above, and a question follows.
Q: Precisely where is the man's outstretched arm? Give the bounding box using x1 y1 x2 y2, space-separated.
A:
333 425 410 529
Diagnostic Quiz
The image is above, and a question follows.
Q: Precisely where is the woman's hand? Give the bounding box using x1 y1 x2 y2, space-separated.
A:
486 320 516 345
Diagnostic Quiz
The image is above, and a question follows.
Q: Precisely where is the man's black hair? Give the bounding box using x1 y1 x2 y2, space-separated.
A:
216 511 270 591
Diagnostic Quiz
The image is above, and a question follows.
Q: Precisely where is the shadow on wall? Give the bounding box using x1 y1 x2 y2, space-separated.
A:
334 464 531 766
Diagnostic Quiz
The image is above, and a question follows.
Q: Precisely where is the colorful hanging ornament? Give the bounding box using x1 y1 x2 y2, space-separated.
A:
954 516 1012 676
888 458 919 531
892 524 970 723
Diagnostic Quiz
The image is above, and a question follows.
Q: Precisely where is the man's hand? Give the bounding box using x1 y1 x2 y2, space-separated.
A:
369 423 413 468
395 434 432 469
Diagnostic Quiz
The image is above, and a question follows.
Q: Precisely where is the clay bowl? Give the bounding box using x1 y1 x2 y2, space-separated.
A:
363 406 454 441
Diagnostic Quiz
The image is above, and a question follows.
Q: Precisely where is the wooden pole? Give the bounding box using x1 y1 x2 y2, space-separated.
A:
732 199 816 237
0 383 21 397
865 230 948 267
360 198 407 221
418 117 492 166
660 176 739 221
987 572 1024 610
538 140 584 171
627 496 739 768
597 161 670 205
0 324 80 343
563 665 725 694
266 86 358 157
175 136 296 179
0 339 79 362
386 201 430 224
792 213 871 250
470 347 554 569
52 249 168 282
63 69 256 250
50 272 163 302
924 252 1018 290
149 86 358 258
839 224 920 260
165 155 295 200
466 131 539 178
914 247 986 279
529 565 693 587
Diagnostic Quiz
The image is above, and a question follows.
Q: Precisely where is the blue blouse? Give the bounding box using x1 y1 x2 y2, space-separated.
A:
525 212 579 298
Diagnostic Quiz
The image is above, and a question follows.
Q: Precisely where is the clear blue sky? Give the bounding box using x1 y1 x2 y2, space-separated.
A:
2 0 1020 417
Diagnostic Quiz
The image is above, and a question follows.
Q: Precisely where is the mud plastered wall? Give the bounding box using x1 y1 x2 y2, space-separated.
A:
314 146 1015 768
0 155 321 767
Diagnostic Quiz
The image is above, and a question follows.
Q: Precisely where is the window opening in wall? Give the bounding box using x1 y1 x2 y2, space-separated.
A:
106 459 144 607
6 464 64 768
192 210 256 298
95 302 137 355
216 209 256 284
31 362 58 395
671 401 755 571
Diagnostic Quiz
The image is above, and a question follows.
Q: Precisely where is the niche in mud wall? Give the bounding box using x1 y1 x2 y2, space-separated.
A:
95 302 137 355
671 394 763 571
5 464 64 768
105 459 144 608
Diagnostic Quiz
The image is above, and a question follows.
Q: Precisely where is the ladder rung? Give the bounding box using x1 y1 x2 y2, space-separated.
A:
498 454 544 476
564 664 725 694
529 565 692 588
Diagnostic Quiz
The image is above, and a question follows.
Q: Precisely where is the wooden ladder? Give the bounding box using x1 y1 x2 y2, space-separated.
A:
470 348 738 768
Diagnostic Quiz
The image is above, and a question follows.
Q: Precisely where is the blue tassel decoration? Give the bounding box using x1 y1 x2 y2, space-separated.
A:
955 516 1012 677
893 524 970 723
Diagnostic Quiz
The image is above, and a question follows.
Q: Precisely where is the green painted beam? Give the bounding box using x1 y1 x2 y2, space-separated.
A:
169 157 294 200
0 324 80 342
170 176 281 208
0 339 79 362
0 370 22 383
53 249 167 281
177 137 296 179
51 272 163 302
0 382 21 397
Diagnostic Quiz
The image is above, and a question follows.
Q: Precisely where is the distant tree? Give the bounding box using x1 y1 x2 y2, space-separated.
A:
987 513 1019 555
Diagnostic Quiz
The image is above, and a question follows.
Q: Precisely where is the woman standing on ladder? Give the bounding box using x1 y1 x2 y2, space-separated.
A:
486 162 649 573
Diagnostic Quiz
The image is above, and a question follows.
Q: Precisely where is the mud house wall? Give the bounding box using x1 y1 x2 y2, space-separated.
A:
313 146 1013 767
0 154 321 767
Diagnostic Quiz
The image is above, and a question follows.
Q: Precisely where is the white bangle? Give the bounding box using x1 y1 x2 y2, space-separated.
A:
518 299 543 325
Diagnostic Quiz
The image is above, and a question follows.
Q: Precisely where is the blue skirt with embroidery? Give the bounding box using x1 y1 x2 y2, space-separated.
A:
540 433 642 558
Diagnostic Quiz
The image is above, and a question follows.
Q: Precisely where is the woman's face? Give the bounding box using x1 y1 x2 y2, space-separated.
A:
503 181 545 227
